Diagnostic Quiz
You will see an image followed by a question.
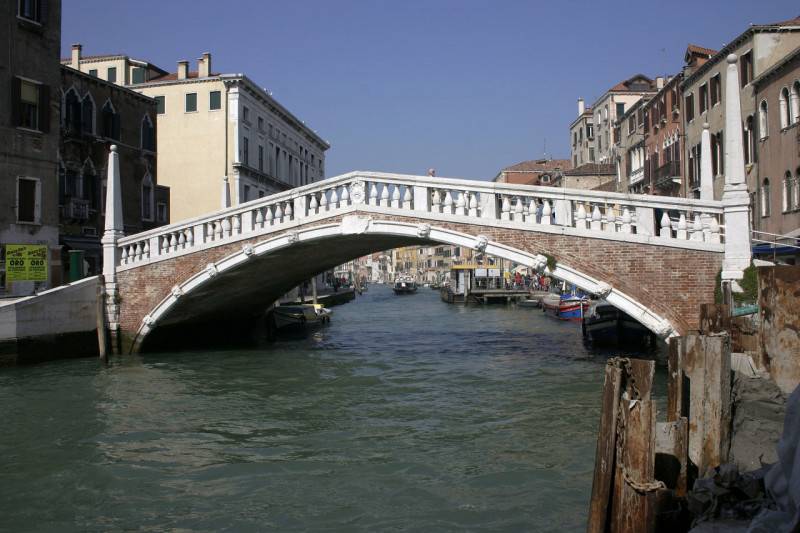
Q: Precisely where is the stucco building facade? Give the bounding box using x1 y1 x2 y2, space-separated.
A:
570 99 594 168
0 0 62 295
64 49 329 222
59 65 170 276
751 46 800 256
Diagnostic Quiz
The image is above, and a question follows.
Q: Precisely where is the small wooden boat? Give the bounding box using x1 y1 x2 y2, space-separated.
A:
582 300 652 347
517 298 541 308
273 303 331 329
542 293 589 320
393 278 418 294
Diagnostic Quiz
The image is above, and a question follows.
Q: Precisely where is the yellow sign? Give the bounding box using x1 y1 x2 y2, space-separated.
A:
5 245 48 282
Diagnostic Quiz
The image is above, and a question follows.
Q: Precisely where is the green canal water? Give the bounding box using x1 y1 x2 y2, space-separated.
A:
0 284 663 532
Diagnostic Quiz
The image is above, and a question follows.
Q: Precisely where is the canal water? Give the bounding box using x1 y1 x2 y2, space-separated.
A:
0 284 662 532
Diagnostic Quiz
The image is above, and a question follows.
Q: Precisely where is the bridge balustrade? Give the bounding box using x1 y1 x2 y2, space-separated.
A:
115 172 726 269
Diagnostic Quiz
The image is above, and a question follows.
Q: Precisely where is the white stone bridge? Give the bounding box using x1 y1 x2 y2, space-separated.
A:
101 55 753 354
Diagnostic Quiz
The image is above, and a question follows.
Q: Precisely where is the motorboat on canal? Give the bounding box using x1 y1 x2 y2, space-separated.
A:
393 277 418 294
272 303 332 330
541 292 589 320
581 299 653 347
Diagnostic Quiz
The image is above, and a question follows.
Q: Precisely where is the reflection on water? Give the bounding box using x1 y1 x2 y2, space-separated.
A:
0 285 662 532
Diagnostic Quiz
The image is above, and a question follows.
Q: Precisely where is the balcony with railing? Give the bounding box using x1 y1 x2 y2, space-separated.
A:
653 160 681 188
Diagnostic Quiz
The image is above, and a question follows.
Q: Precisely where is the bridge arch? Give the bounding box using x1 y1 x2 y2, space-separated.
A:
126 216 677 353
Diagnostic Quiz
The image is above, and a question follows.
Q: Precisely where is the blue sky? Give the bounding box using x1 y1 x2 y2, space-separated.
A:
62 0 799 180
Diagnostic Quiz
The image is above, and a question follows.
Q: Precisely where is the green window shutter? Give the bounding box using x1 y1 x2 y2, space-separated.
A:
132 68 145 84
209 91 221 110
155 96 165 114
107 67 117 83
185 93 197 112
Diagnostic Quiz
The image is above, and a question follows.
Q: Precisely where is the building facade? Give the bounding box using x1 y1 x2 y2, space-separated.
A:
493 158 570 186
642 75 684 196
569 99 594 168
614 98 648 193
589 75 659 164
59 65 170 276
681 18 800 205
64 49 329 222
1 0 62 295
751 46 800 255
555 163 616 190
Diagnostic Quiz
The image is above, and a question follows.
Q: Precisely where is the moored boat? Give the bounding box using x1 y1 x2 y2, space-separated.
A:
393 278 418 294
273 303 332 330
542 293 589 320
582 300 652 347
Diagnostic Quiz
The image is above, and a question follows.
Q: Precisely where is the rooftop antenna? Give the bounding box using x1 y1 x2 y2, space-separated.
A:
542 138 549 160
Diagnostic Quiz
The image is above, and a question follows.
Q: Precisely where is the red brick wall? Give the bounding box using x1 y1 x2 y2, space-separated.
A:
116 212 723 339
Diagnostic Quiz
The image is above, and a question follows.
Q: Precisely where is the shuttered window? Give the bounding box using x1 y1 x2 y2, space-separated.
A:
17 178 39 223
12 78 49 132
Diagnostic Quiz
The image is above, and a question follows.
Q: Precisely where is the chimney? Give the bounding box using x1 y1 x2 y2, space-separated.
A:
177 60 189 80
656 76 665 89
71 44 82 68
578 98 585 116
198 52 211 78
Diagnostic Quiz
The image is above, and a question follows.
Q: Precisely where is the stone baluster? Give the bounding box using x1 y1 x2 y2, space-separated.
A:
255 206 265 227
264 205 274 226
676 213 688 239
468 192 478 217
513 197 524 222
319 190 329 212
133 242 141 261
402 186 413 209
379 183 389 207
232 214 241 234
541 199 552 226
500 195 511 221
119 246 128 265
590 205 602 231
576 203 587 230
308 193 319 215
526 198 537 223
660 212 672 238
455 191 466 216
621 207 632 233
604 205 616 233
169 232 179 250
185 228 194 248
443 190 453 214
431 189 442 213
329 187 339 210
691 213 704 241
369 182 378 206
284 201 293 221
391 185 401 208
178 231 186 249
222 216 232 237
707 215 721 243
274 203 284 223
340 185 350 207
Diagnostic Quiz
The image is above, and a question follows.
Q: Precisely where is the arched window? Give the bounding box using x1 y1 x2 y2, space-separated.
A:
63 88 81 133
101 100 120 140
140 114 154 151
784 171 793 212
141 173 154 221
759 100 768 139
761 178 771 217
81 93 95 135
744 115 755 165
82 158 97 209
792 81 800 125
779 87 790 129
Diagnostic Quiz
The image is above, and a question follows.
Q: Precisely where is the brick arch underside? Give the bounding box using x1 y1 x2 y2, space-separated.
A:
115 212 723 352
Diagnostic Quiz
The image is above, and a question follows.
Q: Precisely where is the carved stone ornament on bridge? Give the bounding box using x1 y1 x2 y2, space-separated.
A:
143 315 156 327
287 230 299 244
654 318 674 338
341 215 372 235
206 263 218 278
529 254 548 272
417 223 431 239
171 285 183 298
593 282 612 298
349 180 366 205
242 244 254 257
474 235 489 253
